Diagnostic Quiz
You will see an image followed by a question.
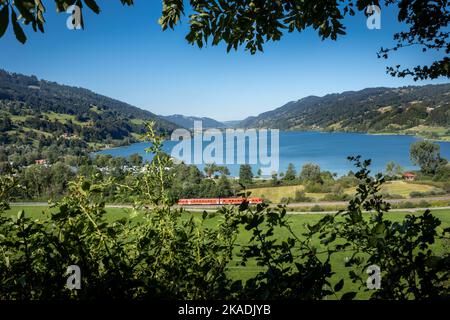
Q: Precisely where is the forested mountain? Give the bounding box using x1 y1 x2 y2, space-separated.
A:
161 114 227 129
239 84 450 139
0 69 177 143
0 70 180 167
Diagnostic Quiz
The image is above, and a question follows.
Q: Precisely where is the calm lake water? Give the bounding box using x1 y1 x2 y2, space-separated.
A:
95 131 450 177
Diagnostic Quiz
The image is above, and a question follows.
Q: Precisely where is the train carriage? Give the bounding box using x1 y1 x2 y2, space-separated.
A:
178 197 263 206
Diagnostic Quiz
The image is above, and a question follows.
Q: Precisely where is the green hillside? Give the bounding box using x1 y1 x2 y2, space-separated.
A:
0 70 178 165
239 85 450 140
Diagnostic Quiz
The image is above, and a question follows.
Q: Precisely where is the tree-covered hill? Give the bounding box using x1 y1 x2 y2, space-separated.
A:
239 84 450 139
0 69 177 144
0 70 181 167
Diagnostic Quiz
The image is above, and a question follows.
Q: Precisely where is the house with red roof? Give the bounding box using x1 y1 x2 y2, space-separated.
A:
402 172 416 181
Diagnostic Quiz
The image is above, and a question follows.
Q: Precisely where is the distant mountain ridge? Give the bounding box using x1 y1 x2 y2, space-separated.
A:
2 69 449 147
238 84 450 139
222 120 241 128
161 114 228 129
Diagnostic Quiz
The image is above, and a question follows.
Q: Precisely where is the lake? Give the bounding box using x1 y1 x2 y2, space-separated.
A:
95 131 450 177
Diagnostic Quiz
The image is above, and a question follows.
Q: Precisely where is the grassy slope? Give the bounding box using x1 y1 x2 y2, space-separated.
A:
248 181 441 203
355 125 450 142
371 125 450 142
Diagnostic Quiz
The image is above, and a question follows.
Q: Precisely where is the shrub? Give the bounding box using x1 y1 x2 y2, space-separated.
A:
321 193 351 201
444 183 450 193
410 191 426 198
260 195 272 204
304 182 331 193
280 197 290 204
410 189 446 198
1 130 450 301
294 190 313 202
431 189 446 196
336 175 359 188
398 201 415 208
418 200 431 208
380 193 404 200
433 165 450 182
310 205 325 212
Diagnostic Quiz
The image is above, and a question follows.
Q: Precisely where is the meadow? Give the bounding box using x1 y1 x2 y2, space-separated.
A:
4 205 450 299
248 180 443 203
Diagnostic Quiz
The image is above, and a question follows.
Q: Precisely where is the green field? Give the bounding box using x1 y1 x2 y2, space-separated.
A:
249 180 444 204
248 185 306 203
43 112 90 127
381 181 438 196
8 111 89 127
402 125 450 141
4 205 450 299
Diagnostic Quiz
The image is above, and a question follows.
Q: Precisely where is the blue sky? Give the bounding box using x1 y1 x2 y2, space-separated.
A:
0 1 448 121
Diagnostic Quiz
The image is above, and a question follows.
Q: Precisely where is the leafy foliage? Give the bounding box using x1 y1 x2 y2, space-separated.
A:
1 1 448 79
283 163 297 181
239 164 254 185
0 173 18 212
309 156 450 299
410 140 448 175
1 128 449 300
380 0 450 80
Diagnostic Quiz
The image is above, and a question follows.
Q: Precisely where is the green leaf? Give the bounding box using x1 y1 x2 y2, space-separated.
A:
341 291 357 300
17 210 24 220
425 256 441 268
334 279 344 292
212 32 221 45
374 222 386 234
84 0 100 14
81 181 91 191
11 10 26 44
0 4 9 38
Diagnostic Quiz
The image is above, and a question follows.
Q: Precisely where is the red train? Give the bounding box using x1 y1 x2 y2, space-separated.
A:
178 197 263 206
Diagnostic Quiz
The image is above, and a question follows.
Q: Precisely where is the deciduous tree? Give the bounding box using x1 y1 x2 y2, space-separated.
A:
239 164 253 185
410 141 448 175
0 1 448 80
